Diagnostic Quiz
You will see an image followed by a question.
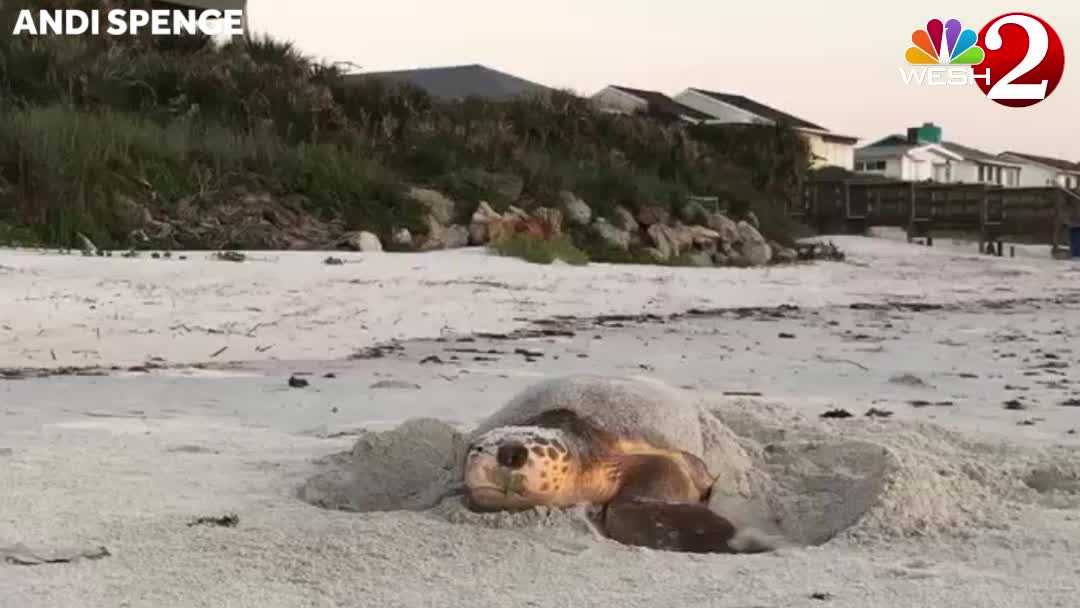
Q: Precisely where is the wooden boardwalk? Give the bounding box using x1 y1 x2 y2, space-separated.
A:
794 178 1080 256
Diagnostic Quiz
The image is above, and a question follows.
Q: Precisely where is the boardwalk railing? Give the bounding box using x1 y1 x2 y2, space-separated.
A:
795 179 1080 255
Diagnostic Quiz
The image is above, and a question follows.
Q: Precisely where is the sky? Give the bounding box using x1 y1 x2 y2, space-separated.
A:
249 0 1079 160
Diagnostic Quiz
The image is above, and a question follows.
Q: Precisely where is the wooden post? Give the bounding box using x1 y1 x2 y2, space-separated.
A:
906 182 916 243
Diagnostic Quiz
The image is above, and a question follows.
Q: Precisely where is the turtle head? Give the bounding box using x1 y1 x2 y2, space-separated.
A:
463 426 577 511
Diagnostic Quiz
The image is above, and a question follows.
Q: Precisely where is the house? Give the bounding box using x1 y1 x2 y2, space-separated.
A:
997 151 1080 189
854 123 1023 187
672 88 860 170
347 64 552 102
590 85 714 123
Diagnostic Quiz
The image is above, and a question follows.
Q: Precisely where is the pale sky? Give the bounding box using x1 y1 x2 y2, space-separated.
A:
250 0 1079 160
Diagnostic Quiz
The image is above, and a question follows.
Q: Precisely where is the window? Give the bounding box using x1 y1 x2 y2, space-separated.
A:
856 160 886 172
978 165 985 182
995 166 1003 184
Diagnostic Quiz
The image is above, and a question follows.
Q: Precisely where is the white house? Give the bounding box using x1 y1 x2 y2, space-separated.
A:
998 151 1080 189
590 85 714 123
672 88 860 170
854 123 1022 187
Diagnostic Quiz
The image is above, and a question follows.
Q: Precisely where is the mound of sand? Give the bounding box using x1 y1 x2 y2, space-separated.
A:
300 389 1064 549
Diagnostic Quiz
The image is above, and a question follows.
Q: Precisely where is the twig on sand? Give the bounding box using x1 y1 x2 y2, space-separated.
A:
815 355 869 371
210 346 228 358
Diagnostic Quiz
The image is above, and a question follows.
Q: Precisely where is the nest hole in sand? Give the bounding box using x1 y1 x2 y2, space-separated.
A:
297 408 930 548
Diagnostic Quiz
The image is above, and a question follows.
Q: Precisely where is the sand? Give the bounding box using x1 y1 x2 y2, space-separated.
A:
1 236 1079 607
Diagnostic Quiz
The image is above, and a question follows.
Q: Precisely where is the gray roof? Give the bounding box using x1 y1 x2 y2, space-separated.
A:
687 88 826 131
860 135 1019 166
347 64 552 102
1001 151 1080 172
608 86 713 120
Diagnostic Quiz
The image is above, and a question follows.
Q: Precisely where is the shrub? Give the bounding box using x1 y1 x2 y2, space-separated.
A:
489 233 589 266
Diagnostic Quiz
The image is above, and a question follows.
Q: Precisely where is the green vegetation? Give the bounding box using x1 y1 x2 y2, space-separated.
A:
490 233 589 266
0 0 811 252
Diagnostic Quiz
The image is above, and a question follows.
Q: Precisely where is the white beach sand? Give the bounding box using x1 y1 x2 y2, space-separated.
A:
1 236 1079 607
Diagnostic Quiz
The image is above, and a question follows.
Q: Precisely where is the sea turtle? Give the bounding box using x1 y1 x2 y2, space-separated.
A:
462 374 776 554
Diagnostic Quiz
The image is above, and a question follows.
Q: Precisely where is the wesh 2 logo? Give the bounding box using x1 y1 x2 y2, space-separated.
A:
901 13 1065 107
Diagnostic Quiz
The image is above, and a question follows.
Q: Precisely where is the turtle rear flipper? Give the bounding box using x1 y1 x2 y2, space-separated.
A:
603 498 744 553
601 453 780 554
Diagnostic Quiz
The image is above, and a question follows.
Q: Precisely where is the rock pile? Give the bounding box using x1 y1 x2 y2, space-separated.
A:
104 184 804 267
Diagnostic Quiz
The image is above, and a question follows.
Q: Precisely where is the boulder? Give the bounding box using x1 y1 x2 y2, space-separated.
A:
685 251 715 267
445 225 470 249
419 216 448 251
612 206 639 233
532 207 564 239
637 206 671 227
559 191 592 226
770 241 798 264
590 220 631 251
339 231 383 252
735 221 772 266
687 225 721 247
668 224 696 255
646 224 678 260
704 212 739 245
774 247 798 264
391 228 413 248
469 201 501 245
409 188 456 226
680 200 709 224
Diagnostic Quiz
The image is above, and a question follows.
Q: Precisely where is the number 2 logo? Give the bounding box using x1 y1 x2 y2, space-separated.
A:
974 12 1065 107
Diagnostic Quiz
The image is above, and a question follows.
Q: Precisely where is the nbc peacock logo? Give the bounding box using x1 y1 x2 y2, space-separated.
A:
900 13 1065 108
905 19 985 65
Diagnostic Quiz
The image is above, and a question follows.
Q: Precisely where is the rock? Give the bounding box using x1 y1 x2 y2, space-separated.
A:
445 225 470 249
469 201 502 245
646 224 678 260
419 216 448 251
669 224 696 253
687 226 722 252
636 206 670 227
746 211 760 229
685 251 714 267
612 206 639 232
771 243 797 264
704 212 739 244
559 191 592 226
338 231 383 252
590 220 631 251
391 228 413 248
712 251 731 266
680 200 709 224
532 207 564 239
735 221 771 266
409 188 456 226
76 232 97 255
288 375 309 388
